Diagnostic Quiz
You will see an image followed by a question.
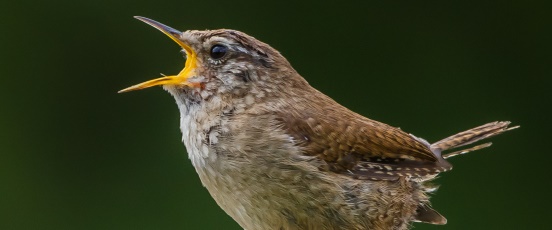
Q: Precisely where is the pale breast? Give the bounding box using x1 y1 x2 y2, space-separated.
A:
172 92 426 230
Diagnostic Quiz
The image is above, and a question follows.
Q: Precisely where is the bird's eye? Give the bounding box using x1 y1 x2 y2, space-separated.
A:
210 45 228 60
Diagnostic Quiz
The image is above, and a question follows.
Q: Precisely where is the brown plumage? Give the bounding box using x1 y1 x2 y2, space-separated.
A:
121 17 518 230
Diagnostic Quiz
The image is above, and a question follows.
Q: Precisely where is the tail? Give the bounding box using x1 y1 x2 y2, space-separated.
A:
413 121 518 225
431 121 519 159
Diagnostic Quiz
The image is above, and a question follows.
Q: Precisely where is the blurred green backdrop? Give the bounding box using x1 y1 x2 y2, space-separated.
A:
1 0 550 229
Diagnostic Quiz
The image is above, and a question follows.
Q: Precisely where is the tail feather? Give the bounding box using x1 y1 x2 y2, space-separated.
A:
442 142 492 159
431 121 518 157
415 121 517 226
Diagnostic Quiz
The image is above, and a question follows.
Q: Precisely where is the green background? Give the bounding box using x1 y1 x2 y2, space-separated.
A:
1 0 550 229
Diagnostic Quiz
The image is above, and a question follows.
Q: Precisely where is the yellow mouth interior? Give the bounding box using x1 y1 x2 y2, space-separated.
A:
118 16 199 93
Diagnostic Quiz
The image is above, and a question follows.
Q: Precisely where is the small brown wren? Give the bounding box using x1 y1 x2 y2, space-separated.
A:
120 17 518 230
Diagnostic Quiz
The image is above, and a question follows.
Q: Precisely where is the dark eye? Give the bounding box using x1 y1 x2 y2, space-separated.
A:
210 45 228 60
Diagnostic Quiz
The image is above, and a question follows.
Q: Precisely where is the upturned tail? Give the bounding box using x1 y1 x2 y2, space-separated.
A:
412 121 518 225
431 121 519 159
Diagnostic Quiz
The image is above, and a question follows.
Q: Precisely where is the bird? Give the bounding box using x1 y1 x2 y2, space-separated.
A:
119 16 518 230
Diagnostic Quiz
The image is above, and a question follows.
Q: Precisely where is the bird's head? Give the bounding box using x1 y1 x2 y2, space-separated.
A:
119 17 303 104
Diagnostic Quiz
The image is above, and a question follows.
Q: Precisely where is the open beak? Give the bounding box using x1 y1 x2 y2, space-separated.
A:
118 16 199 93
